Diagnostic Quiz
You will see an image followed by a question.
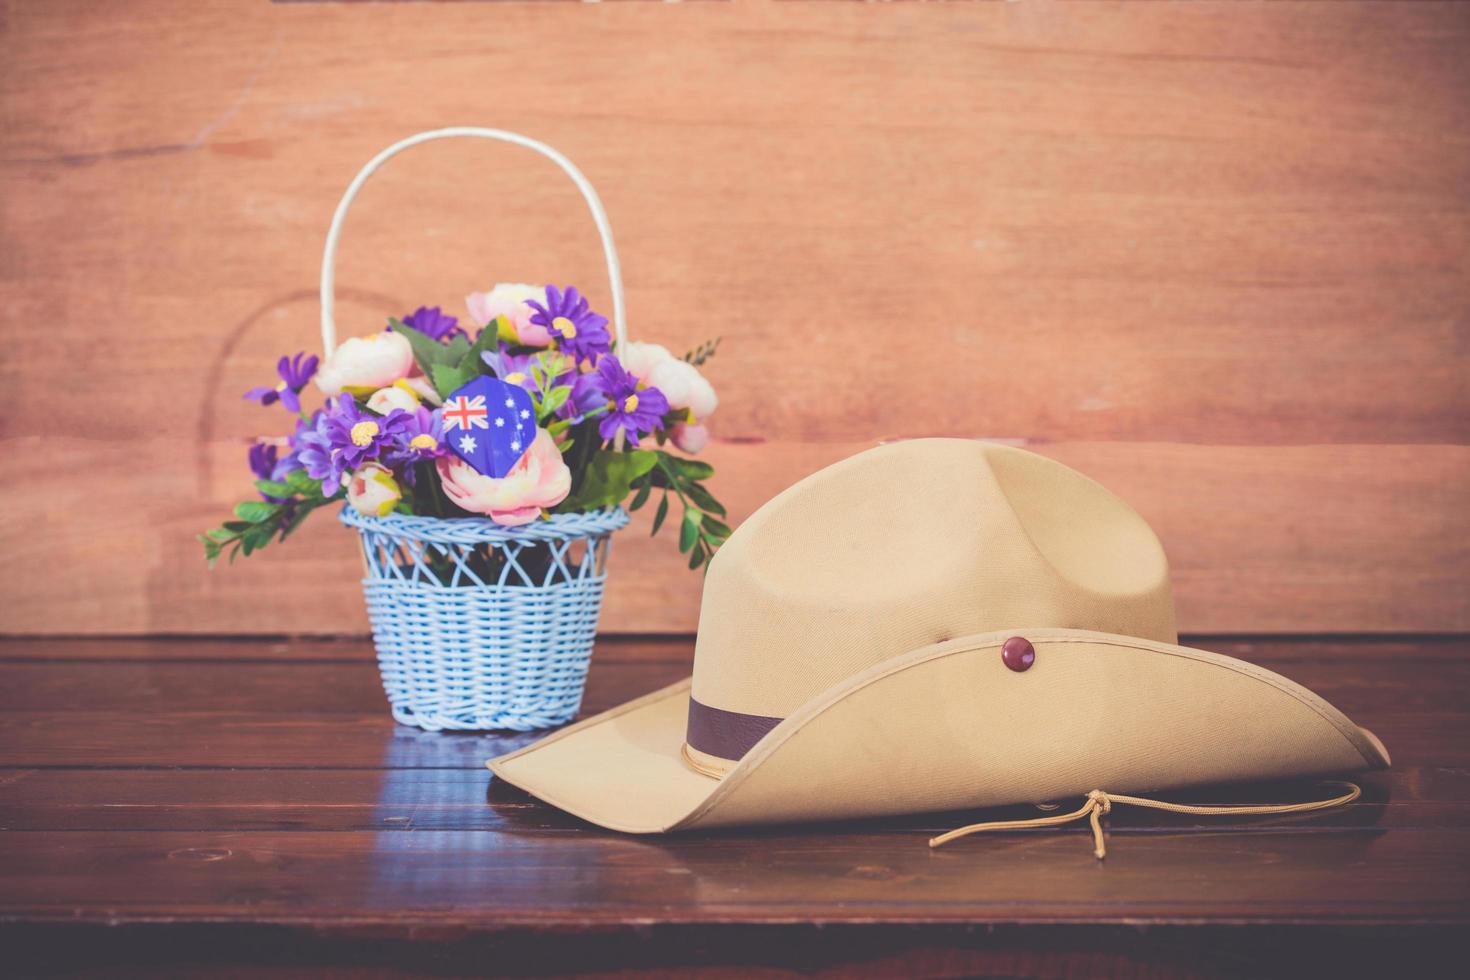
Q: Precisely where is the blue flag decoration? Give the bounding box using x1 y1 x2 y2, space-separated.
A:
441 376 537 479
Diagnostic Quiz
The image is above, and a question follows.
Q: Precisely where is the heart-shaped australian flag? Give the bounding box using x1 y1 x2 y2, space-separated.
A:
441 375 537 478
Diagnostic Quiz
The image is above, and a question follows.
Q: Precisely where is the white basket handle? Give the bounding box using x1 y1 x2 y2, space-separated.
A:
319 127 627 355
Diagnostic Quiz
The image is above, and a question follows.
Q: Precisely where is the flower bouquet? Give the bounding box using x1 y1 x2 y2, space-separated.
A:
203 283 726 731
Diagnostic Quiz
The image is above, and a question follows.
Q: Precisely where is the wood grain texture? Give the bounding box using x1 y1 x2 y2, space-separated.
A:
1 1 1466 634
0 636 1467 977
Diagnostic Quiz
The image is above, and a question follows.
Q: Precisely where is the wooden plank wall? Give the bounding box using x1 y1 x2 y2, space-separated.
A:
1 0 1466 635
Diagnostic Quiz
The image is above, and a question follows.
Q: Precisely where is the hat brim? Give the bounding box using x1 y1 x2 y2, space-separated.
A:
488 677 713 833
487 629 1390 834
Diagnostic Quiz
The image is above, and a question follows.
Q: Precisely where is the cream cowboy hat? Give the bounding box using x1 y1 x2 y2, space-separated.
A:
488 439 1389 838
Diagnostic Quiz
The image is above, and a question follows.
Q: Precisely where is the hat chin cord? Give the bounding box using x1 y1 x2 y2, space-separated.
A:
929 781 1362 860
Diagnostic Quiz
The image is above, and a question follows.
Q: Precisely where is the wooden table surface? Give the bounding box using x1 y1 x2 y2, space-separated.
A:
2 636 1467 978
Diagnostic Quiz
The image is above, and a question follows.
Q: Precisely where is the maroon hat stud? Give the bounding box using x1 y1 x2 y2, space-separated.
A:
1002 636 1036 672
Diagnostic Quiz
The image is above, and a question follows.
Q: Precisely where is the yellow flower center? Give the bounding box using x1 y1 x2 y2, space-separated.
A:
409 434 437 451
274 380 288 392
552 316 577 339
623 393 639 413
350 421 380 447
505 371 526 385
391 379 421 402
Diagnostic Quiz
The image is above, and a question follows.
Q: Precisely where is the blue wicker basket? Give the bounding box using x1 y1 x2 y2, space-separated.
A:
341 506 630 731
319 128 640 732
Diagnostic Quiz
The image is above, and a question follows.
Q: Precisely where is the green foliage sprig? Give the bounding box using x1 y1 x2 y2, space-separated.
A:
627 451 730 572
683 337 721 366
199 470 334 566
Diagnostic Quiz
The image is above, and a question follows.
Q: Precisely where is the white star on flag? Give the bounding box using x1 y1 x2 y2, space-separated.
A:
520 410 529 420
459 434 477 452
495 417 505 427
504 398 515 408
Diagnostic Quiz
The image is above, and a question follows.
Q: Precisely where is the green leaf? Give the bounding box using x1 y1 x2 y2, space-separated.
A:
684 481 726 517
650 494 669 536
223 520 253 532
204 527 237 543
429 363 474 399
559 449 658 512
239 522 274 557
254 479 294 498
444 334 471 363
233 500 279 523
458 318 500 376
701 514 733 539
665 453 715 481
688 543 706 570
678 510 700 554
392 320 457 375
537 386 571 420
628 479 653 512
285 469 322 496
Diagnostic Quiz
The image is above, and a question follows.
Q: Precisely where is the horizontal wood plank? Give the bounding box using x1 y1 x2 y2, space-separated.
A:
3 828 1467 924
3 708 1460 770
1 1 1467 634
3 920 1464 980
3 767 1467 834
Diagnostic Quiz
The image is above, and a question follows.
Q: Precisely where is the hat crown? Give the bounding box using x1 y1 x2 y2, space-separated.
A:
691 440 1176 723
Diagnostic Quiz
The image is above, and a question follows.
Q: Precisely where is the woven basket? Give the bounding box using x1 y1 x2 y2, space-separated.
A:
320 128 634 732
341 507 629 731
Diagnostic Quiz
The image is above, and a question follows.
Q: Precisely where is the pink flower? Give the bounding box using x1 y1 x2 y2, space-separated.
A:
399 373 443 407
670 422 709 454
466 283 551 347
347 463 402 518
315 331 415 395
435 428 571 526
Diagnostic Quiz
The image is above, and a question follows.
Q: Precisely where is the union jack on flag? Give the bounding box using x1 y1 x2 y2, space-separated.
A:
442 376 537 479
441 394 489 432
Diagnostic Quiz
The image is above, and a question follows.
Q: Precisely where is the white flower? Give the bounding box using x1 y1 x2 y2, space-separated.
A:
366 383 420 416
315 331 415 395
346 463 401 518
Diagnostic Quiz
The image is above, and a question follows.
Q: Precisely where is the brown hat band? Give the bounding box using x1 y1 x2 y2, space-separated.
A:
684 696 783 775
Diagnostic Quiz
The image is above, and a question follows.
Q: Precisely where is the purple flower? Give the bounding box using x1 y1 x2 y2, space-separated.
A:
592 355 669 447
526 285 610 364
383 408 448 483
244 352 318 414
297 394 413 490
401 306 463 342
247 443 291 503
248 443 278 482
558 369 610 423
481 346 539 393
278 411 318 474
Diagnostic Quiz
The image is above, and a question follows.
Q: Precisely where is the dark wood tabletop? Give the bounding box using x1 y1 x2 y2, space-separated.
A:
2 636 1467 978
